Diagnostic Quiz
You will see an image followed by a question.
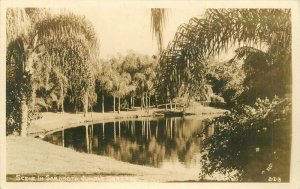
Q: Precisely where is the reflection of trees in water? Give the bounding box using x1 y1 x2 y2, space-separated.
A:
97 118 203 167
44 117 205 168
44 126 87 152
176 138 198 167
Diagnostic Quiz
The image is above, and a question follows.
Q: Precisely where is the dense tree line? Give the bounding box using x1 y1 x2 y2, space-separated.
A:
94 51 158 113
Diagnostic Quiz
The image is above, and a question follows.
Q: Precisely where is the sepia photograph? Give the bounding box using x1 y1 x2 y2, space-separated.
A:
1 0 300 188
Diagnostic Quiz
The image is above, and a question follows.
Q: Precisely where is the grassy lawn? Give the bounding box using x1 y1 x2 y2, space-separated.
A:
6 136 197 182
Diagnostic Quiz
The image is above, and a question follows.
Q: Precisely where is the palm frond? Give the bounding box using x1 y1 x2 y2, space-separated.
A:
151 8 167 52
157 9 291 100
6 8 31 46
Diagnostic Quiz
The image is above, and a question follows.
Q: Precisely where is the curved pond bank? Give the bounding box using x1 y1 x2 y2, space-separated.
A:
28 105 226 137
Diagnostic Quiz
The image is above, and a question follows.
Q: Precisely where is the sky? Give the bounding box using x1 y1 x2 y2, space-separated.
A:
69 8 205 58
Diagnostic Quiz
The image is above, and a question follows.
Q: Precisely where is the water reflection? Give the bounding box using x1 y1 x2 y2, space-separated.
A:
43 117 208 169
42 113 290 182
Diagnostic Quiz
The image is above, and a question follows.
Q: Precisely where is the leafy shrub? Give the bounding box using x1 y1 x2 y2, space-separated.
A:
199 97 291 182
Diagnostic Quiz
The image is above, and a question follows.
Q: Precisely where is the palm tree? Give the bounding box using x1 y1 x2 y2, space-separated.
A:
6 8 48 136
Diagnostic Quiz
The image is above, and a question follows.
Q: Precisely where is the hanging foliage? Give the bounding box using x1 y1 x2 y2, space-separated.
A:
6 8 100 135
151 8 167 52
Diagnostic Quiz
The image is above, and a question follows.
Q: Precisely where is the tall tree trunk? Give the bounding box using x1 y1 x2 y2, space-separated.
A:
113 95 116 113
174 100 177 110
61 98 64 113
20 100 28 137
133 96 135 108
156 121 158 138
141 94 144 110
165 98 167 110
148 94 151 108
18 46 28 136
90 106 93 118
118 96 121 114
60 83 64 113
102 93 104 113
85 124 90 153
145 93 148 110
84 92 88 117
170 99 173 110
130 96 133 109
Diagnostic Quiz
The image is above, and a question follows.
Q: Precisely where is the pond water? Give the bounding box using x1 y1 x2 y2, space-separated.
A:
43 116 212 179
42 114 291 182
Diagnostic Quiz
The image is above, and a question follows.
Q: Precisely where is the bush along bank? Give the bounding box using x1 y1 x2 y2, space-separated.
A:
199 97 291 182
